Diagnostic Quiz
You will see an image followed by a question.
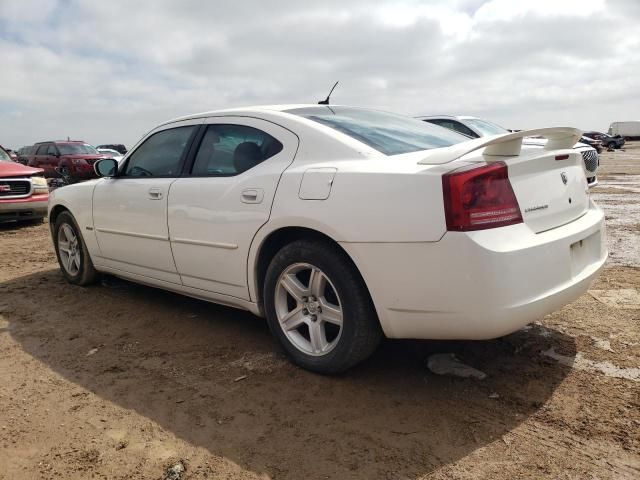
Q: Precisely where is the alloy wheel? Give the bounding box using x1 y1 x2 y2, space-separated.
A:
274 263 343 356
58 223 81 276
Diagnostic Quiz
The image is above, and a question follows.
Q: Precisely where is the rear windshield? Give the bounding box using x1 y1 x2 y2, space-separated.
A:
58 144 98 155
286 106 469 155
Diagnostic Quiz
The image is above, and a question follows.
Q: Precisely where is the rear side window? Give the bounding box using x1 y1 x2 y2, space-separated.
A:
191 124 283 176
287 106 468 156
124 126 197 177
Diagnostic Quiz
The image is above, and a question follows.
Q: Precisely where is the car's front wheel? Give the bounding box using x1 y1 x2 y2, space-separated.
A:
53 211 99 285
264 239 382 374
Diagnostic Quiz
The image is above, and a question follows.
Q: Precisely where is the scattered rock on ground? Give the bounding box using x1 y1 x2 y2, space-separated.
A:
426 353 487 380
163 461 185 480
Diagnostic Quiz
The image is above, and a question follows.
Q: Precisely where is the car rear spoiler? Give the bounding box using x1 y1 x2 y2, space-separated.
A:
418 127 583 165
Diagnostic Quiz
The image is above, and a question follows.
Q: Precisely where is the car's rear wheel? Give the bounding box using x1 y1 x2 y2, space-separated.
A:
53 211 98 285
264 239 382 374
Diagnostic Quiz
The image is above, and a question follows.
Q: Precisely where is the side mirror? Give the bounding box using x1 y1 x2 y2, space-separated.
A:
94 158 118 177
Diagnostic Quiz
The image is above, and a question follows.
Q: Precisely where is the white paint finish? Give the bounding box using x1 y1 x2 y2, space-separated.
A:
93 177 180 283
167 116 299 298
269 155 448 243
49 105 609 342
90 118 203 284
298 167 337 200
48 179 101 256
417 127 582 165
502 149 589 233
340 202 606 339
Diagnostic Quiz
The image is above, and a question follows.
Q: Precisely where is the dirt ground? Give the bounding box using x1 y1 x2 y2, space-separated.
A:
0 145 638 480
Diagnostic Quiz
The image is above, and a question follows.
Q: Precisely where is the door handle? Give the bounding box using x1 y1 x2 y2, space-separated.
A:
241 188 264 204
148 187 163 200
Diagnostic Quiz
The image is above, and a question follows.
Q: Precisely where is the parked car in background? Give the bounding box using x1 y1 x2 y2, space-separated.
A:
24 141 112 182
48 105 606 373
16 146 34 164
96 148 124 163
0 145 49 223
578 135 603 154
609 121 640 139
96 144 127 155
418 115 600 185
583 131 625 149
5 148 18 161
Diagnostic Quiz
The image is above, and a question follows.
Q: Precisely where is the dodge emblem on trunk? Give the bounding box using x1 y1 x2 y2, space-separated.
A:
560 172 568 185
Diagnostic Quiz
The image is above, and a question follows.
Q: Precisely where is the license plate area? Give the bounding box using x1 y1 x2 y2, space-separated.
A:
570 230 601 277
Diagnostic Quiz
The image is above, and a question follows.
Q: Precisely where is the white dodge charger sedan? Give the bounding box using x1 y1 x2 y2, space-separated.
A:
48 105 607 373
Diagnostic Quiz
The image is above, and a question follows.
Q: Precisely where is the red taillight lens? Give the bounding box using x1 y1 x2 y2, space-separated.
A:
442 162 523 231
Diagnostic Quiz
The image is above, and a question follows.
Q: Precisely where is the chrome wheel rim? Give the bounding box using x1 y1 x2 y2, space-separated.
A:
275 263 343 356
58 223 81 276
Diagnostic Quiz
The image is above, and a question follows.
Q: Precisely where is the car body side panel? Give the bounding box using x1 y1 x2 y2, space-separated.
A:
48 180 101 255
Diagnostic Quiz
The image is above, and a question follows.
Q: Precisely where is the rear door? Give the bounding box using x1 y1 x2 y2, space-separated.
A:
46 144 60 174
92 120 201 283
30 144 50 174
168 116 298 299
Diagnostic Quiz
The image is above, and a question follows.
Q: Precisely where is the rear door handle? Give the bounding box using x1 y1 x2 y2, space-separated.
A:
241 188 264 204
148 187 163 200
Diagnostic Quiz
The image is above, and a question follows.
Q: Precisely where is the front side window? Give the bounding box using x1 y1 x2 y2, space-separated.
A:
57 143 98 155
124 126 197 177
191 124 283 176
36 145 49 155
287 106 468 156
47 144 59 155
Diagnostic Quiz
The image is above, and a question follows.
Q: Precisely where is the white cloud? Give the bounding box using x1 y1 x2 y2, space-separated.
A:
0 0 638 148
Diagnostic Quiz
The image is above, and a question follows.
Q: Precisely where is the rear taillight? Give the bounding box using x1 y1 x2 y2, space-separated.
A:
442 162 523 231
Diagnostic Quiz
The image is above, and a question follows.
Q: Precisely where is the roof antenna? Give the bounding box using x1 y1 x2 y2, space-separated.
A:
318 81 339 105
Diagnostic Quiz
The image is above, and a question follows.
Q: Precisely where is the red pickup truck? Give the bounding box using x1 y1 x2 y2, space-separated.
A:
24 140 112 182
0 146 49 223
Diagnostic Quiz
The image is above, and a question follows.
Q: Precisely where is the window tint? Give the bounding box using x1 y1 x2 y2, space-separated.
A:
57 143 98 155
449 121 477 138
287 106 468 156
124 126 196 177
36 145 49 155
47 144 58 155
464 118 508 136
191 124 283 176
0 148 10 162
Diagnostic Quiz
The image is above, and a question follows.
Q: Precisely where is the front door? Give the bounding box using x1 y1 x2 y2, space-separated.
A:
92 121 200 284
168 117 298 299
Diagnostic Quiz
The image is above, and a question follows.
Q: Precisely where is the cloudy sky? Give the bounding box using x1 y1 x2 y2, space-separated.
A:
1 0 639 149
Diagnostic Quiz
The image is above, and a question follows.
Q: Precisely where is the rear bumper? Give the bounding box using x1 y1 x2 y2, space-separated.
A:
341 201 607 340
0 195 48 222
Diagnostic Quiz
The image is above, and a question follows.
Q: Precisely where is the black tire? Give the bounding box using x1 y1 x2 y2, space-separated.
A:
264 239 382 374
53 211 99 285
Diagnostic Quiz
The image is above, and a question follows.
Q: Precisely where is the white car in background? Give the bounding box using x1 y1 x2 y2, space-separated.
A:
96 148 124 163
48 105 607 373
418 115 600 185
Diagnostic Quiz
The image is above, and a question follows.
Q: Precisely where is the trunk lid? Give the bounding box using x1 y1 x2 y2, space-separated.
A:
492 147 588 233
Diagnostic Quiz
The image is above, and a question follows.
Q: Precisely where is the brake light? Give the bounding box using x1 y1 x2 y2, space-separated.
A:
442 162 523 231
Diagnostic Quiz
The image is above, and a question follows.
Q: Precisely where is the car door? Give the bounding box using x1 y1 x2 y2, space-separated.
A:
46 144 61 174
168 117 299 299
30 144 50 173
92 120 201 284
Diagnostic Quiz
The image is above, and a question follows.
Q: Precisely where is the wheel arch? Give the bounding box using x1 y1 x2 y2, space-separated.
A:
48 203 71 235
249 224 378 320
